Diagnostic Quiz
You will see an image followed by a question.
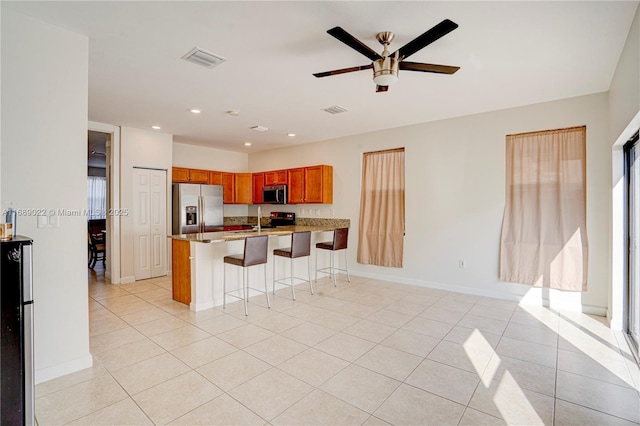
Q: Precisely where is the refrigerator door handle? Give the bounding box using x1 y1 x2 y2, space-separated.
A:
22 244 33 302
23 302 35 425
200 194 205 232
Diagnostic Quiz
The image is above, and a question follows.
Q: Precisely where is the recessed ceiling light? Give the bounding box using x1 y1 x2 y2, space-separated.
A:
287 133 296 137
151 125 161 130
244 142 252 146
189 109 201 114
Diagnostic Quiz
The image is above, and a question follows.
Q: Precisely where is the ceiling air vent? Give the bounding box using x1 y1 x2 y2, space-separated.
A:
181 47 226 69
323 105 349 115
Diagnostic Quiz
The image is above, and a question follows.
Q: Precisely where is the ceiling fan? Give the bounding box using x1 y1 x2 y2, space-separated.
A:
313 19 460 92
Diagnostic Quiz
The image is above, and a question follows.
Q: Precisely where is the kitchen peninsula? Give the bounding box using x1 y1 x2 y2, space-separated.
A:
170 220 349 311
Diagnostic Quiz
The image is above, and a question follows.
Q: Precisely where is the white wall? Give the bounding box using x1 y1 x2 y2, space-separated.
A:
250 93 611 313
608 5 640 328
120 127 173 283
172 142 249 217
1 8 91 382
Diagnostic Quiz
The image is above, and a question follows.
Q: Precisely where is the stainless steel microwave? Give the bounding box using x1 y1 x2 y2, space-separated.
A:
263 185 287 204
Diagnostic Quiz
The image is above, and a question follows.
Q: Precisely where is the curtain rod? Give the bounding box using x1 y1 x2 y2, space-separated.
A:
364 147 405 155
506 125 585 138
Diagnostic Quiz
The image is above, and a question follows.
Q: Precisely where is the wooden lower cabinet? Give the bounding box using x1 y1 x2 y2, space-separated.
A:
172 239 191 305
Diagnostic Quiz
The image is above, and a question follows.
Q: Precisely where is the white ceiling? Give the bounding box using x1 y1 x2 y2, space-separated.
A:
5 1 638 153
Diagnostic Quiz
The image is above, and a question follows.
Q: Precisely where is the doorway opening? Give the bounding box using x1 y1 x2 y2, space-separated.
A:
624 130 640 364
88 131 108 278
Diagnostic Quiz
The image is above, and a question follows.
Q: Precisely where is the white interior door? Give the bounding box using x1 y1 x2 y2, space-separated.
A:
133 168 167 280
150 170 167 278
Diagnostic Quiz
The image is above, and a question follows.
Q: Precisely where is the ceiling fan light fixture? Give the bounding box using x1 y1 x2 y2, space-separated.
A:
373 56 399 86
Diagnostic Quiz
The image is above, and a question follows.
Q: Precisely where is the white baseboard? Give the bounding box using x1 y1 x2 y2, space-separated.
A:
119 276 136 284
35 353 93 384
349 270 608 316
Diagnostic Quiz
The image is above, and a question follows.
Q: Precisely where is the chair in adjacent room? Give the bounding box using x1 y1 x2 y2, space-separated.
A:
315 227 350 286
88 231 106 269
223 234 270 316
273 231 313 300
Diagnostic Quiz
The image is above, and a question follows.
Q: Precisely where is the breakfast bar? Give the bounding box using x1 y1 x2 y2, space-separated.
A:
169 223 347 311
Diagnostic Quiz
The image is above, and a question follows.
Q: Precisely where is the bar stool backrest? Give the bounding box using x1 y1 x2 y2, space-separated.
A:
243 235 269 267
333 227 349 251
291 231 311 258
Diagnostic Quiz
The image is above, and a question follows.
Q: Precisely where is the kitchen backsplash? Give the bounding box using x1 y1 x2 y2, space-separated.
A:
224 216 350 228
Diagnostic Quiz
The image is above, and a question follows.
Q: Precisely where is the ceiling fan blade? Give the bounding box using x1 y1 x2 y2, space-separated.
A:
400 61 460 74
376 85 389 92
313 64 372 78
327 26 383 62
394 19 458 60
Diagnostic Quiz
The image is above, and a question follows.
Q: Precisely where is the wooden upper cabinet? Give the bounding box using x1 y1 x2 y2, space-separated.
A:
189 169 209 184
208 171 223 186
252 173 265 204
305 165 333 203
287 165 333 204
172 167 209 184
173 164 332 205
264 170 287 186
172 167 190 183
287 168 305 204
235 173 252 205
221 173 235 204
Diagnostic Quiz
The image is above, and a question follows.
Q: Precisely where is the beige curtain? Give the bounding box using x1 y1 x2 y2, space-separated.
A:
499 126 588 291
357 148 405 267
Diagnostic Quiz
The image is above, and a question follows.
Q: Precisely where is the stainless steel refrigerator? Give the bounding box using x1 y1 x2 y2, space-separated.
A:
172 183 223 234
1 236 34 426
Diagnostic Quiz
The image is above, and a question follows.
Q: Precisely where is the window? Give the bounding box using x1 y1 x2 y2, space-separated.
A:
87 176 107 219
357 147 405 267
499 126 587 291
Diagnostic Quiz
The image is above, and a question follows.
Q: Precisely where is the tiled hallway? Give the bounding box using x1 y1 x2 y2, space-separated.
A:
35 268 640 425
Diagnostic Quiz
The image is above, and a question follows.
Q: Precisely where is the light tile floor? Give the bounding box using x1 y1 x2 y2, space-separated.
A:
36 267 640 425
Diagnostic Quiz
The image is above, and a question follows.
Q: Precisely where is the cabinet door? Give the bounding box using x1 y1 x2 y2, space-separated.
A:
209 171 223 185
172 167 190 183
304 165 332 203
222 173 235 204
287 168 304 204
252 173 264 204
265 170 287 185
235 173 252 204
189 169 209 184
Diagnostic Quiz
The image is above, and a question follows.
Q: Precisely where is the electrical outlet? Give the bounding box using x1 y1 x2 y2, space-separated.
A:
459 259 465 269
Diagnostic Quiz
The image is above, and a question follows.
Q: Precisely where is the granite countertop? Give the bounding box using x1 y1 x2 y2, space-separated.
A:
168 225 343 243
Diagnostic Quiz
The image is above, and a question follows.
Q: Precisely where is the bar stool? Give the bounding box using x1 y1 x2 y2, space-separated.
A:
273 231 313 300
223 235 270 316
315 227 350 287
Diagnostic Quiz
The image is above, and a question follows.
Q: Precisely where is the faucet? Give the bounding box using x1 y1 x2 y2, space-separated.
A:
257 206 262 232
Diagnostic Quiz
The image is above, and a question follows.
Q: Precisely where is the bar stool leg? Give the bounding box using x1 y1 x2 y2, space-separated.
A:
331 250 337 287
315 247 318 283
307 256 314 294
272 257 276 295
223 263 227 309
243 267 248 316
264 264 271 308
344 248 351 283
290 257 296 301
